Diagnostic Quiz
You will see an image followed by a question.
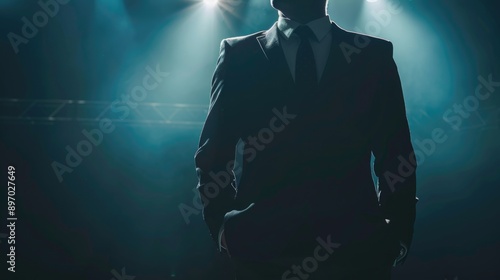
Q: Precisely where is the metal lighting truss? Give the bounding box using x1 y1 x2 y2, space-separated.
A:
0 98 208 127
1 99 498 131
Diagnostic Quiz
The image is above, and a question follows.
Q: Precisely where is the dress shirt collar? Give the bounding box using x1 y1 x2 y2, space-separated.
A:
277 15 332 42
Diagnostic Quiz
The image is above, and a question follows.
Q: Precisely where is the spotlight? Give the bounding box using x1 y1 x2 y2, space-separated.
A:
204 0 218 7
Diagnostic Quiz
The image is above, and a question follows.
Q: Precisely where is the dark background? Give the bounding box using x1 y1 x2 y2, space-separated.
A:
0 0 499 279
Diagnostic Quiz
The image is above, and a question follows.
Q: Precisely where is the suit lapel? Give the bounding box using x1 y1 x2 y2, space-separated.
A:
257 23 295 91
255 21 353 109
257 22 352 96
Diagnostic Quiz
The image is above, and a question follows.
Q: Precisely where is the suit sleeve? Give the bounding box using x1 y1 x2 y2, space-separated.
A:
371 42 418 262
194 40 239 250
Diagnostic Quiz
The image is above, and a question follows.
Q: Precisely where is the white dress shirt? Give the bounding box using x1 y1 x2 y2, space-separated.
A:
277 15 333 82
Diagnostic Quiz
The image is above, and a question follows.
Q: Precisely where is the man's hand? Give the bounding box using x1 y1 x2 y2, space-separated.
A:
385 219 410 267
392 241 408 267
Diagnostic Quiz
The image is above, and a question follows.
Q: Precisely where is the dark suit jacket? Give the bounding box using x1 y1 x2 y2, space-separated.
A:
194 21 417 262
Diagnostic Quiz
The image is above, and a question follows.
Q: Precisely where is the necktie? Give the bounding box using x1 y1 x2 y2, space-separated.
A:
294 25 318 94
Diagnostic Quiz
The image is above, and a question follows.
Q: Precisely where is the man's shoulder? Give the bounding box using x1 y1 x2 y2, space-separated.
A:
336 25 394 55
221 30 267 50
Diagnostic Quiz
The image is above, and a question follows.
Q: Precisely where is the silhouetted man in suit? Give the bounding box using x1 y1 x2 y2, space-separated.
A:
194 0 418 279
